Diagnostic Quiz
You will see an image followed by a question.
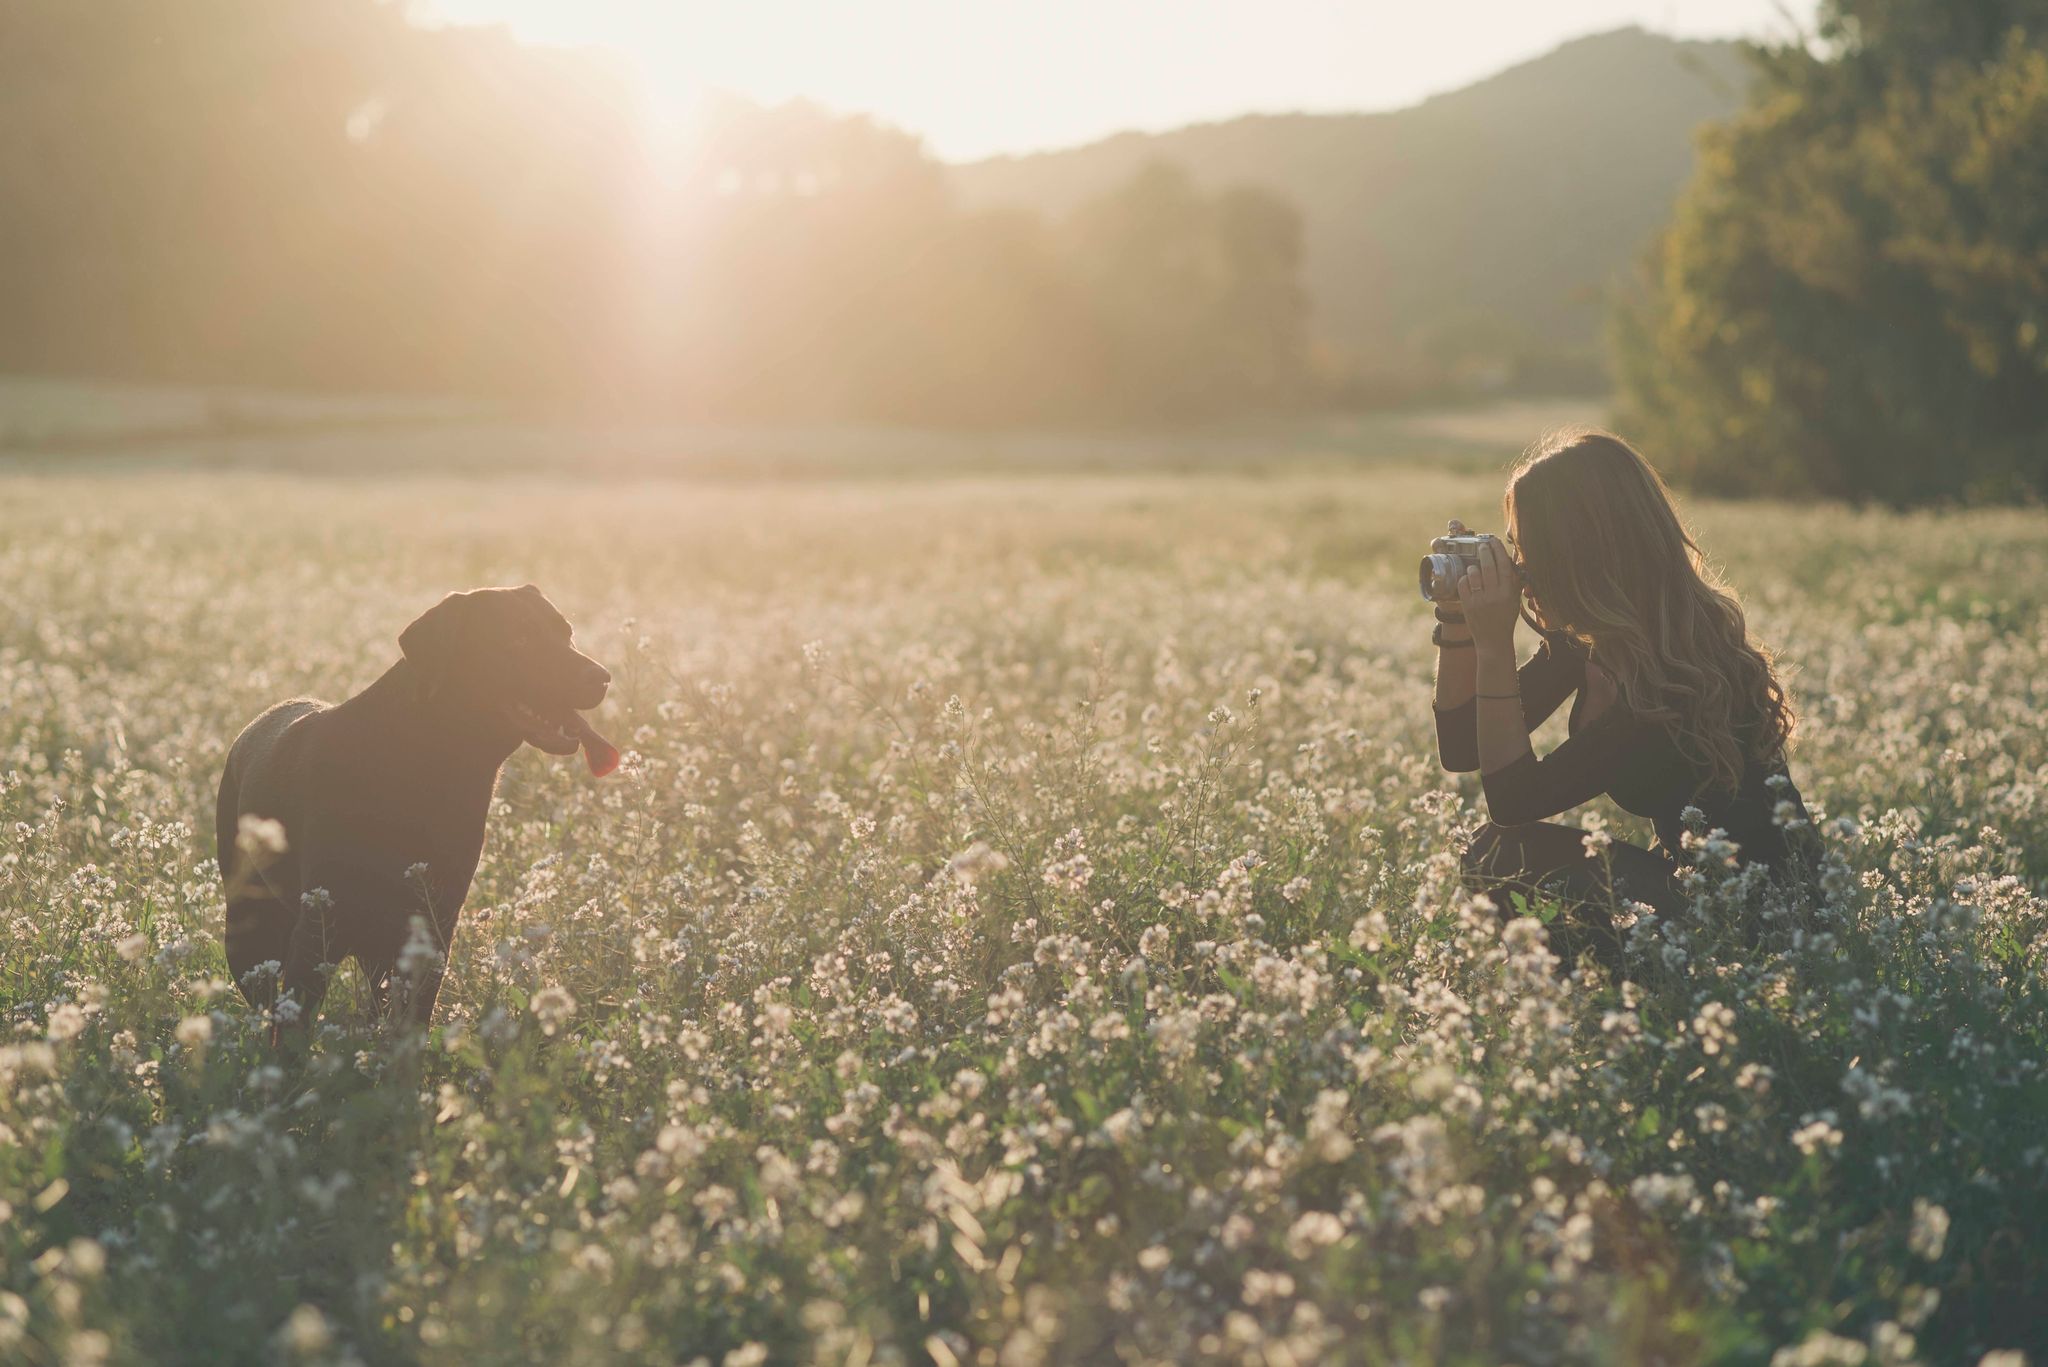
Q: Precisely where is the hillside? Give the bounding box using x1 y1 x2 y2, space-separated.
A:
949 27 1751 388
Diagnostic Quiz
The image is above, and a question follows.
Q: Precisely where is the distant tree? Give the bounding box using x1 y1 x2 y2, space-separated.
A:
657 98 957 418
1068 161 1309 418
1210 185 1313 405
666 145 1311 423
1615 0 2048 502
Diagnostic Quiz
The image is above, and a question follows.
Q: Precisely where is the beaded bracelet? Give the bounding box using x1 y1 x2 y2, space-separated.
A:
1432 625 1473 649
1432 605 1466 624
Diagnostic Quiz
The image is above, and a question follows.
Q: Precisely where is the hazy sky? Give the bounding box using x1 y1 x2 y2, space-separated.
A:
421 1 1819 162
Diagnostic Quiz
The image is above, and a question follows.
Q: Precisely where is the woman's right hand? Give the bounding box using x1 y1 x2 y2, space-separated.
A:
1446 518 1468 537
1456 535 1523 647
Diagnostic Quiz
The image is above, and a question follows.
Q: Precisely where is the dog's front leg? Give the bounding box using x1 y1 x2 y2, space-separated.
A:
386 953 449 1028
358 941 446 1028
275 884 340 1044
283 861 427 1038
357 866 450 1030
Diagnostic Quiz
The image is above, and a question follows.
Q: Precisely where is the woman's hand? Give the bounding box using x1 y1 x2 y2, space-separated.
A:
1455 534 1522 649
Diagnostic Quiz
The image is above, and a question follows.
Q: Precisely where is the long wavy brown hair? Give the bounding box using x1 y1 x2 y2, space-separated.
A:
1504 428 1793 796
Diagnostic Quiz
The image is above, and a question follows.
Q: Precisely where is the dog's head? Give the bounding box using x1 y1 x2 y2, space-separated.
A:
400 585 620 775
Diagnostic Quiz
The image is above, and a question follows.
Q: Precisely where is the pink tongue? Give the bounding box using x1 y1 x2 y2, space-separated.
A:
569 713 620 777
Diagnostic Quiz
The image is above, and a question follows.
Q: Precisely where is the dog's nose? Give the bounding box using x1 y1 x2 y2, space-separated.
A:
583 661 612 690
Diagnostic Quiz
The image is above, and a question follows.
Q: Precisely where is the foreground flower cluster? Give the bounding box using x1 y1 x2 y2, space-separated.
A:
1 472 2044 1365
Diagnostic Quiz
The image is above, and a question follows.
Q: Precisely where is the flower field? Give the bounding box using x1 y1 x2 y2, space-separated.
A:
1 468 2044 1365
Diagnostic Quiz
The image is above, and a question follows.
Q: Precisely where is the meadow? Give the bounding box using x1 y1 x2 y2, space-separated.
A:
1 448 2045 1365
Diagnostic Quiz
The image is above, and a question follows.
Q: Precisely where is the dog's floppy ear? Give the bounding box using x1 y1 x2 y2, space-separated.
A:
399 592 473 701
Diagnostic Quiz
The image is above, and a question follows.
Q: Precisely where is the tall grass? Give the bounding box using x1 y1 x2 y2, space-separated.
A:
2 472 2043 1365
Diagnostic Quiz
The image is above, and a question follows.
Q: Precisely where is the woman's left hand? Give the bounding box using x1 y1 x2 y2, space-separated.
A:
1455 535 1522 647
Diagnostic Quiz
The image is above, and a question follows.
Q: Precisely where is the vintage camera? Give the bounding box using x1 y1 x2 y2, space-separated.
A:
1418 533 1512 603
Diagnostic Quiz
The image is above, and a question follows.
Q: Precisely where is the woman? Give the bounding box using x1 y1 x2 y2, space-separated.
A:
1432 428 1813 954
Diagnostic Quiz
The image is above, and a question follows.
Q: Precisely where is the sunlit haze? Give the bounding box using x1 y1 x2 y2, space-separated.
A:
419 0 1820 161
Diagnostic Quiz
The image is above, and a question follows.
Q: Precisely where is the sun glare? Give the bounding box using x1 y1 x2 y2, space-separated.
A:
629 49 710 145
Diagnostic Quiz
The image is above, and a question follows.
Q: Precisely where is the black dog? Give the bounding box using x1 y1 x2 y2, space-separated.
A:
216 585 619 1035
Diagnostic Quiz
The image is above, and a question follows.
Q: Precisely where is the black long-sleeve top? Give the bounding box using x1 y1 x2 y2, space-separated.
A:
1435 628 1809 870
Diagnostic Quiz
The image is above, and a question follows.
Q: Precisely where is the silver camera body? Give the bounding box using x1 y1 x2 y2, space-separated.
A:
1418 533 1496 603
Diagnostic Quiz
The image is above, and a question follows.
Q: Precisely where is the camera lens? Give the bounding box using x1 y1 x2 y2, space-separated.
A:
1418 553 1453 601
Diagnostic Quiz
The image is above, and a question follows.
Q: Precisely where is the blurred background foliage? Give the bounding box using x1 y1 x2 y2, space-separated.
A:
0 0 2044 500
1615 0 2048 503
0 0 1311 425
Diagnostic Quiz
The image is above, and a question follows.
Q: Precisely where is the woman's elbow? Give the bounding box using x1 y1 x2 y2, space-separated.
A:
1436 734 1480 773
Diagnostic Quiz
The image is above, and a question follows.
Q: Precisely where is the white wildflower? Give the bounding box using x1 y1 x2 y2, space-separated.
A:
45 1004 87 1043
946 841 1011 886
1907 1198 1949 1261
530 985 577 1035
1792 1114 1844 1156
1286 1211 1345 1258
235 815 289 860
277 1304 331 1355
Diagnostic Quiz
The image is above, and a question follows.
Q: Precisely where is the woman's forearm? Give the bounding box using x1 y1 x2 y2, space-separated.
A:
1474 636 1534 775
1433 618 1476 709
